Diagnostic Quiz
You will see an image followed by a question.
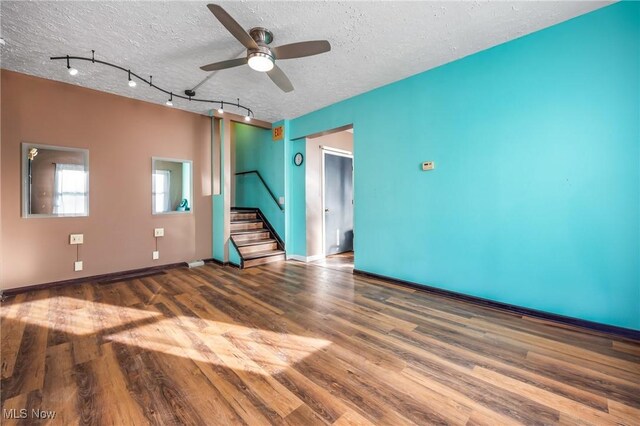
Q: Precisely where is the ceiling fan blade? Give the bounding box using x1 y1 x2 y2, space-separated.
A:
207 4 257 50
200 57 247 72
271 40 331 60
267 65 294 93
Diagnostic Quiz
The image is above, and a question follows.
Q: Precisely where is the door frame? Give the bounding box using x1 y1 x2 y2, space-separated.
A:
321 147 354 257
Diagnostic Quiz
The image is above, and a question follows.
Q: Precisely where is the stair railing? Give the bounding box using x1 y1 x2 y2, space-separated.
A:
235 170 284 211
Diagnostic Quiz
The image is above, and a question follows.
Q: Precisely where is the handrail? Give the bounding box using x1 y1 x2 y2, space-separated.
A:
235 170 284 211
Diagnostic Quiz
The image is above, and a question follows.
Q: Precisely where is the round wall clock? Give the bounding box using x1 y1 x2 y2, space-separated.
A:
293 152 304 166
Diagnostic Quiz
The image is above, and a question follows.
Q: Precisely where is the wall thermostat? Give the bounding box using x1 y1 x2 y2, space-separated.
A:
422 161 435 171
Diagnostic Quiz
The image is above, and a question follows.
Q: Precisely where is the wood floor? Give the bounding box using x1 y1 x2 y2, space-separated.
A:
1 260 639 425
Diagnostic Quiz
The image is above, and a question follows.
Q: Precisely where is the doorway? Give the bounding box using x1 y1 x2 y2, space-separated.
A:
322 149 354 256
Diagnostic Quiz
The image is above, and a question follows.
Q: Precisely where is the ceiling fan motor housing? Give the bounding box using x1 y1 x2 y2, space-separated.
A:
247 28 275 71
249 27 273 45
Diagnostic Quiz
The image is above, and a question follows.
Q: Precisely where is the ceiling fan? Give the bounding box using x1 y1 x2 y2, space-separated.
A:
199 4 331 93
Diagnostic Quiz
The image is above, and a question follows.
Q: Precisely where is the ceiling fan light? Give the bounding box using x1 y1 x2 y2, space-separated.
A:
248 53 274 72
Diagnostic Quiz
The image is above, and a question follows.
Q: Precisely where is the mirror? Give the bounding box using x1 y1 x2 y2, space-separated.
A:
152 157 193 214
22 143 89 218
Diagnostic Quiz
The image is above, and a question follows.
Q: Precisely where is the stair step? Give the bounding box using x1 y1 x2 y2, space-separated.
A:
230 220 264 231
230 211 257 220
231 230 271 242
235 238 277 247
243 252 286 268
239 242 278 255
231 210 258 216
243 249 285 260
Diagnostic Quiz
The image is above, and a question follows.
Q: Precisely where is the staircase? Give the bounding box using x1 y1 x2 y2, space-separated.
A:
230 208 285 268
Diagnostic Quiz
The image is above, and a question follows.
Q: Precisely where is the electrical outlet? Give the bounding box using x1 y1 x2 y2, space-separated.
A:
70 234 84 244
74 261 83 271
279 196 285 205
422 161 435 171
154 228 164 237
152 251 160 260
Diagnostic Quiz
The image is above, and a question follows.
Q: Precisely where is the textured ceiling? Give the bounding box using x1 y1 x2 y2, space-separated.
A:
1 1 611 122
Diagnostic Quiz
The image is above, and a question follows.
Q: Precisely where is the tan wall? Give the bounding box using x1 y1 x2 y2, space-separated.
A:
1 70 212 290
305 130 353 258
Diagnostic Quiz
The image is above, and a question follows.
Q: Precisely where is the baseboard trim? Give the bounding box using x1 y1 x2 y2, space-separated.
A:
353 269 640 341
2 262 188 298
205 258 227 266
204 258 240 269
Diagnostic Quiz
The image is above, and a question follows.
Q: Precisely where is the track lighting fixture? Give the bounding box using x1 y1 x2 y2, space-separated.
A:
66 55 78 76
51 52 255 119
128 70 137 87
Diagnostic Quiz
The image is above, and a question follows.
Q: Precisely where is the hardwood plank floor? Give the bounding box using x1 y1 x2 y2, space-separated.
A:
1 261 639 425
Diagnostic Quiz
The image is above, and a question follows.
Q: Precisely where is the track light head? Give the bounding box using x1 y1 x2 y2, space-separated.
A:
65 55 77 76
166 100 173 106
244 114 251 122
127 69 136 87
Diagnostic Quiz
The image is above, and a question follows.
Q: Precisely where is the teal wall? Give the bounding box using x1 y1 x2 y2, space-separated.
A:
234 122 285 239
287 2 640 329
287 137 307 256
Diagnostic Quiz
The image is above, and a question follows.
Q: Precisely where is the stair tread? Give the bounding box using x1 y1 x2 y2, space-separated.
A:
231 229 270 236
243 249 285 260
235 239 277 247
230 219 263 224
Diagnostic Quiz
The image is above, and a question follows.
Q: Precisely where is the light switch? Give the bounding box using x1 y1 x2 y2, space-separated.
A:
74 261 83 271
154 228 164 237
279 197 285 205
70 234 84 244
152 251 160 260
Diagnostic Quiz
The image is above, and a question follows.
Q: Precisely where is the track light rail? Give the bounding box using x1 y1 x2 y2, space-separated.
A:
50 52 254 118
